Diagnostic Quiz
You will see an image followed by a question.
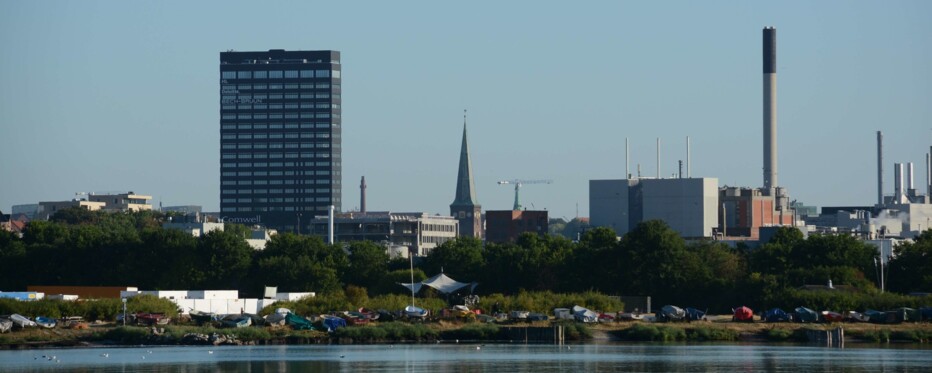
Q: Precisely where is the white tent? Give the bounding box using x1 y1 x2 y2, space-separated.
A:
399 273 478 295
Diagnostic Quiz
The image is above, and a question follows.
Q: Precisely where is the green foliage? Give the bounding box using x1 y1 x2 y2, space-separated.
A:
478 291 623 314
0 297 174 321
765 328 794 341
888 230 932 294
127 295 180 317
616 324 686 342
423 237 485 280
773 290 931 312
100 326 151 344
440 323 501 340
345 241 390 290
849 328 892 343
552 320 592 340
685 327 739 341
332 322 438 341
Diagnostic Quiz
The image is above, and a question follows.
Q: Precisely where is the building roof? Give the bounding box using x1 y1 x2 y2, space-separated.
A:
451 115 479 207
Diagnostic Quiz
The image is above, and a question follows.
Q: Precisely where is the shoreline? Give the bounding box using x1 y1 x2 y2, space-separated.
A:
1 320 930 350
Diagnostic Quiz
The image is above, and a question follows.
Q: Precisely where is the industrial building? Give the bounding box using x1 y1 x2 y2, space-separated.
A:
219 49 342 233
590 177 719 238
87 192 153 212
308 211 458 256
485 210 549 243
719 187 795 239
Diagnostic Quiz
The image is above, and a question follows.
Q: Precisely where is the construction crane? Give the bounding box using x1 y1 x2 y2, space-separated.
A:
497 179 553 211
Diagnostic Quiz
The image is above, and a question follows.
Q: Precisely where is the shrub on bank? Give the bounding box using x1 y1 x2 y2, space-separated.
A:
332 322 439 342
441 323 500 340
769 290 931 312
0 295 176 321
478 291 624 314
616 324 686 342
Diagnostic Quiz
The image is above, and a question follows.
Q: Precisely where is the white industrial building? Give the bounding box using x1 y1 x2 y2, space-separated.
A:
120 289 314 315
590 177 719 238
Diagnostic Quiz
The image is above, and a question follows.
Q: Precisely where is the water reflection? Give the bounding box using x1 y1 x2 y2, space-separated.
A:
2 344 930 372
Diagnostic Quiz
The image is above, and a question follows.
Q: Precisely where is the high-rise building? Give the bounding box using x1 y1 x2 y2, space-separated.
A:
450 112 482 238
219 50 342 232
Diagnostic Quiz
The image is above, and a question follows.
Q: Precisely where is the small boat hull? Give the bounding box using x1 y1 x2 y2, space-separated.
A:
35 316 57 329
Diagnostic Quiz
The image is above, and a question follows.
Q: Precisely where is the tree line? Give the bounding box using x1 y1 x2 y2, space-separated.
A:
0 208 929 312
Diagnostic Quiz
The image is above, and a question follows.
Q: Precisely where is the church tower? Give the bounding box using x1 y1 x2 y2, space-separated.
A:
450 110 482 238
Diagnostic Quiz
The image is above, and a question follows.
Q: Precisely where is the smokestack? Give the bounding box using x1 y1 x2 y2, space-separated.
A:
763 27 778 191
894 163 904 204
656 137 661 179
877 131 884 205
906 163 915 200
328 205 335 244
360 176 367 213
927 149 931 198
678 160 683 179
686 136 691 178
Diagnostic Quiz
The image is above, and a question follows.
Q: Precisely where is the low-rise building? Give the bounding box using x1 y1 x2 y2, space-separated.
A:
485 210 548 243
309 211 458 256
88 192 153 212
590 177 719 238
36 200 106 220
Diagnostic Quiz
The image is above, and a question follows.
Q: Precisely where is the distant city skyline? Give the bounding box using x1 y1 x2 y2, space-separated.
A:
1 1 931 220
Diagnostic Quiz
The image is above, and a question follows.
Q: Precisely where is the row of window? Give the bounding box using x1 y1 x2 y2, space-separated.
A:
221 103 338 110
221 134 331 141
422 224 457 233
221 93 334 100
221 70 340 80
222 197 331 203
221 83 333 91
220 123 335 130
222 179 338 186
220 205 336 213
221 113 337 120
222 170 333 177
222 188 331 194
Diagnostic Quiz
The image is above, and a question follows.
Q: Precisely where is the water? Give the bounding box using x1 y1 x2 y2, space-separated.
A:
2 344 930 372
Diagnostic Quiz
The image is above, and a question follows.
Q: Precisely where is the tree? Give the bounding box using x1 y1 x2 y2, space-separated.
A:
345 241 389 291
423 237 484 281
887 230 932 293
197 230 254 289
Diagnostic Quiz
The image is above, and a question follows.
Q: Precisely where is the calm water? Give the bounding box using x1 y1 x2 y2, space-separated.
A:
2 344 930 372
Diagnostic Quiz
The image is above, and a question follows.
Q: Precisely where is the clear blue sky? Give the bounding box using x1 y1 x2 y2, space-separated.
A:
2 1 930 220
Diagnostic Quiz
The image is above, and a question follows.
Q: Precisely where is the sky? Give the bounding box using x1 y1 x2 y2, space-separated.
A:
1 1 931 220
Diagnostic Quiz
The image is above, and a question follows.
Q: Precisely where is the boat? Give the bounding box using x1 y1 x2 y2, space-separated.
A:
61 317 88 330
553 308 573 320
572 305 599 323
452 305 476 320
135 312 169 326
764 308 791 323
286 313 316 330
0 318 12 333
35 316 57 328
341 311 369 325
509 310 530 320
529 313 549 322
597 313 615 322
405 305 429 319
189 310 217 325
732 306 754 322
617 312 645 321
657 305 686 322
820 311 844 323
377 309 396 322
684 308 706 322
10 314 36 328
885 308 920 323
864 309 887 324
318 315 346 332
794 307 818 323
845 311 870 322
220 315 252 328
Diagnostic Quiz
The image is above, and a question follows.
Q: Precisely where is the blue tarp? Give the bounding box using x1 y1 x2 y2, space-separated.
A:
764 308 790 322
321 316 347 332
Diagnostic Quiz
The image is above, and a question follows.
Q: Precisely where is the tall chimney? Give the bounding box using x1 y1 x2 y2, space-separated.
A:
877 131 884 205
763 27 778 191
625 137 630 179
360 176 367 213
894 163 904 204
906 162 915 198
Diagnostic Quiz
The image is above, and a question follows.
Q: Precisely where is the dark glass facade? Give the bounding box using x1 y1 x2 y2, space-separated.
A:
219 50 341 232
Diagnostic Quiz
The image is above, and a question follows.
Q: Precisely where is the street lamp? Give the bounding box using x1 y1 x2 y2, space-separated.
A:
121 298 127 326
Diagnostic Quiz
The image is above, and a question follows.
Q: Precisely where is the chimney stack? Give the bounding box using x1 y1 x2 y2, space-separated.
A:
763 27 778 191
877 131 884 205
894 163 905 204
360 176 367 213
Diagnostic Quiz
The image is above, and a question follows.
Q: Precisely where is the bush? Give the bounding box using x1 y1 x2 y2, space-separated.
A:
769 290 932 313
100 326 150 344
332 322 439 342
0 297 172 322
478 291 623 314
764 328 794 341
617 324 685 342
686 327 738 341
441 323 500 340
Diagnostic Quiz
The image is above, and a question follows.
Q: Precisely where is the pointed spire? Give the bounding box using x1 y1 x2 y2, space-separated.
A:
452 109 479 206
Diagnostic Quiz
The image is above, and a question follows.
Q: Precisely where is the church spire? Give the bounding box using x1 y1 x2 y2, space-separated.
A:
452 110 478 206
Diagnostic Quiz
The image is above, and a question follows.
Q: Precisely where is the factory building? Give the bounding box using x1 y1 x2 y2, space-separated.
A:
719 187 795 239
590 178 718 238
485 210 548 243
308 211 458 256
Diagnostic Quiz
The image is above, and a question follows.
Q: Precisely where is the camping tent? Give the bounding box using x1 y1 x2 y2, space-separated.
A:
399 273 478 295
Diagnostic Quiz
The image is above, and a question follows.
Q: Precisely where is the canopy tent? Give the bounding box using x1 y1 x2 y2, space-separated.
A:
399 273 478 295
